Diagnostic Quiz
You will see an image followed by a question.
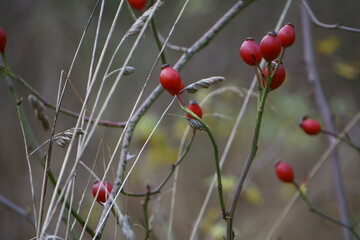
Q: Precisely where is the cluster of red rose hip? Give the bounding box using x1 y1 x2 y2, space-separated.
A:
238 24 325 185
240 23 295 90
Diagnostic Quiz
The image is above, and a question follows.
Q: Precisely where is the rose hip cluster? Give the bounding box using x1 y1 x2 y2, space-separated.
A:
240 23 295 90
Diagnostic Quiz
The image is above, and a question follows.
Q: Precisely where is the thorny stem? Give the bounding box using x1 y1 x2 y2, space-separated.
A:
116 0 256 200
0 66 126 128
1 71 96 237
293 183 360 239
320 130 360 154
96 0 256 237
179 104 227 217
301 5 353 240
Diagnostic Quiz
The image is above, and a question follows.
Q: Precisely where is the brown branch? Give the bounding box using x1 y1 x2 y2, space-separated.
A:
301 5 353 240
1 66 126 128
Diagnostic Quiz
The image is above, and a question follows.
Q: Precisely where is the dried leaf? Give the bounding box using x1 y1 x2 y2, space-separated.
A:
184 76 225 94
28 94 50 131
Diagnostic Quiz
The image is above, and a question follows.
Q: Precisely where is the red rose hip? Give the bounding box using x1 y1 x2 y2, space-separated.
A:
300 118 321 135
262 61 286 90
260 31 282 62
278 23 295 47
128 0 147 11
186 100 203 119
0 28 7 55
275 161 294 183
240 37 262 66
160 64 184 96
92 181 113 203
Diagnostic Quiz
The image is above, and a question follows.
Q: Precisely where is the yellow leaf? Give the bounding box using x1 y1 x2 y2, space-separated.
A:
220 175 237 193
333 61 359 79
245 183 263 205
316 36 340 55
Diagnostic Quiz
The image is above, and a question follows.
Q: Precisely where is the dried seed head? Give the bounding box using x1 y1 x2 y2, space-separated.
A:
55 128 85 148
184 76 225 94
28 95 50 131
187 119 205 131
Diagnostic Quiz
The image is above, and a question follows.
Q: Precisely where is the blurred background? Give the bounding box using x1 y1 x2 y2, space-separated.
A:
1 0 360 239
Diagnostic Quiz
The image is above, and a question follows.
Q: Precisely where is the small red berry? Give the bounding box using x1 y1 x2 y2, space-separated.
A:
160 64 184 96
260 31 282 62
275 161 294 183
0 28 7 55
300 118 321 135
278 23 295 47
262 61 286 90
186 100 203 119
128 0 147 11
240 37 262 66
92 181 113 203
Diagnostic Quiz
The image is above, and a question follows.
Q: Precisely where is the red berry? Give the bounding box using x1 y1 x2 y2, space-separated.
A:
278 23 295 47
275 161 294 183
262 61 286 90
92 181 113 203
160 64 184 96
186 100 203 119
260 31 282 62
300 118 321 135
240 37 262 66
128 0 147 11
0 28 7 55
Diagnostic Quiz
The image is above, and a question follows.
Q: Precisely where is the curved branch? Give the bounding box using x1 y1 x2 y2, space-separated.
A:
301 0 360 33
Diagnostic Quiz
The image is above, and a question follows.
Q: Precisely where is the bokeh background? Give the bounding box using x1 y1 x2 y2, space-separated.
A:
1 0 360 239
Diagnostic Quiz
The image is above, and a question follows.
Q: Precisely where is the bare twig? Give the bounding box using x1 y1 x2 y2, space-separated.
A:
0 193 35 226
301 5 352 240
301 0 360 33
157 32 188 52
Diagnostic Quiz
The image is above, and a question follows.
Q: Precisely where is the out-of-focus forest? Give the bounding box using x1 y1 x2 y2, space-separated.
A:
0 0 360 239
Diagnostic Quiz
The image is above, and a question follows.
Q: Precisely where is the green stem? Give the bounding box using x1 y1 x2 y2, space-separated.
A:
293 182 360 239
179 104 227 217
151 17 167 64
143 187 152 240
226 58 283 238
